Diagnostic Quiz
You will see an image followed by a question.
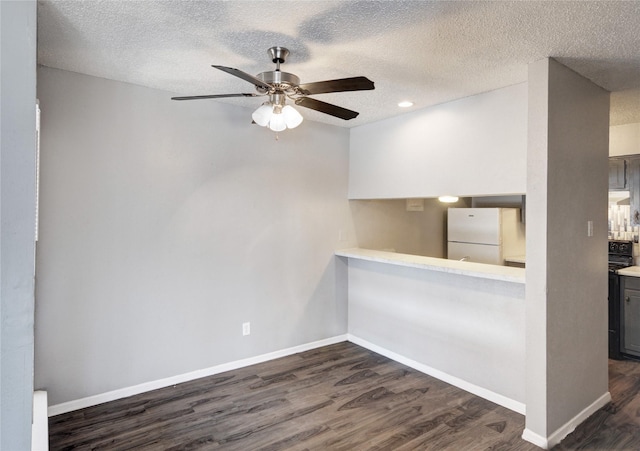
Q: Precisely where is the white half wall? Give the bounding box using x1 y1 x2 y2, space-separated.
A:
346 258 526 407
35 67 353 406
348 83 527 199
0 1 37 449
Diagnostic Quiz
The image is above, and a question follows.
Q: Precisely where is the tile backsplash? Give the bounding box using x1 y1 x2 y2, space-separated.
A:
609 203 638 241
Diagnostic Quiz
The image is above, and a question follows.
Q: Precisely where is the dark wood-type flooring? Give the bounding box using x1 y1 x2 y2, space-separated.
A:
49 342 640 450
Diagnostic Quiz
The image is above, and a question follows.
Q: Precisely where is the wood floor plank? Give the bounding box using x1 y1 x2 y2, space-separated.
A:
49 342 640 450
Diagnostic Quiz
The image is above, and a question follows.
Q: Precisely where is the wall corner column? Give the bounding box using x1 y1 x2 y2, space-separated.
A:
0 0 38 449
524 58 610 448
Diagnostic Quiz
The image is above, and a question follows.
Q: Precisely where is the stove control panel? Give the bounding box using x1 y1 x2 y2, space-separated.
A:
609 240 634 256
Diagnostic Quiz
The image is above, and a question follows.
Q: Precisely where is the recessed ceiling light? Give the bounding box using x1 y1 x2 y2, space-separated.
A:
438 196 459 203
398 101 414 108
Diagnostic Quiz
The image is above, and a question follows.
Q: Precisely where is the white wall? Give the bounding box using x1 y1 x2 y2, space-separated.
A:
610 122 640 156
35 67 353 406
348 83 527 199
525 58 609 447
0 1 37 449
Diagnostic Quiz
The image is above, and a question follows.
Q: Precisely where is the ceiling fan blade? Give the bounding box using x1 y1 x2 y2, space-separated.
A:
297 76 374 95
295 97 359 120
171 93 260 101
212 65 272 90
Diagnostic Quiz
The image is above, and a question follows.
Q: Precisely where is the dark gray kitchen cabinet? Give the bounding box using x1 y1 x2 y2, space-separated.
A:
622 276 640 358
628 158 640 225
610 158 627 190
611 156 640 225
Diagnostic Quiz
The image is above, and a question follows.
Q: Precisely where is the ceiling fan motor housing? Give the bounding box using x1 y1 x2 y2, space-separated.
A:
255 71 300 95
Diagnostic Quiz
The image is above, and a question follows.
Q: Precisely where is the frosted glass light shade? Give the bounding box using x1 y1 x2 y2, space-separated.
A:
252 104 273 126
252 101 303 132
269 113 286 132
438 196 459 203
282 105 303 129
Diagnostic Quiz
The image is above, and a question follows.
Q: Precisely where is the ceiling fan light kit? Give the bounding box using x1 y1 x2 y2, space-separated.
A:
251 92 304 131
172 46 375 133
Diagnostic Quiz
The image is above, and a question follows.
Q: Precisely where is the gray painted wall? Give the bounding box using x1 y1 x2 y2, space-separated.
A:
526 58 609 440
35 67 352 405
0 1 37 448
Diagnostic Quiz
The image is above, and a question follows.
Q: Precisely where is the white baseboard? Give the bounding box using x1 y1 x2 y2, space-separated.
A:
347 334 526 415
48 334 348 417
32 391 48 451
521 428 549 449
521 391 611 449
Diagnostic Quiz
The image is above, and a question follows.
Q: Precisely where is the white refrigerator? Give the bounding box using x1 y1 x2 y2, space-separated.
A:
447 208 525 265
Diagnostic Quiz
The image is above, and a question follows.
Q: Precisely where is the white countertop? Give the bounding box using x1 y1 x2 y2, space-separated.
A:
335 248 525 284
617 266 640 277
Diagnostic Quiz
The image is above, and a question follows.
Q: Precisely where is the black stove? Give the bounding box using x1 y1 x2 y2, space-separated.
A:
609 240 635 359
609 240 634 272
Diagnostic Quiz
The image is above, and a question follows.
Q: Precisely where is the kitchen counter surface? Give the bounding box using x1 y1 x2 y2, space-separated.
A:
335 248 525 284
618 266 640 277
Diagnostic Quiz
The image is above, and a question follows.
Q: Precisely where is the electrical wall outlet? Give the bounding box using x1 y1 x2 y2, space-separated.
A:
587 220 593 237
242 322 250 336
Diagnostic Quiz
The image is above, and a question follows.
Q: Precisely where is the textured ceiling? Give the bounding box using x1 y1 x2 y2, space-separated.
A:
37 0 640 128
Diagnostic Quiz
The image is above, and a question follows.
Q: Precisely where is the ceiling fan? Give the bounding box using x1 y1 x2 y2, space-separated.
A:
171 46 375 132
